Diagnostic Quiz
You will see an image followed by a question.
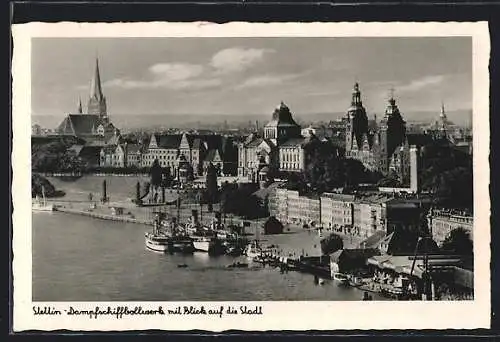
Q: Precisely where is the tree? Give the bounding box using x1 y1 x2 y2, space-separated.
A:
135 181 141 203
161 167 173 187
302 139 381 193
441 227 473 256
320 233 344 255
419 143 473 209
150 159 162 188
205 162 218 212
218 184 268 219
32 174 63 198
377 171 403 187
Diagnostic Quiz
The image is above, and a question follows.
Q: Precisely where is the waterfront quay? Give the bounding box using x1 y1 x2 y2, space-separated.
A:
39 175 474 301
50 197 333 261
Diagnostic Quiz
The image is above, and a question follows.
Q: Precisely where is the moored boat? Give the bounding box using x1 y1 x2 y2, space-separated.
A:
332 272 350 286
192 236 212 252
145 215 171 252
32 186 55 212
168 234 195 254
245 241 262 260
144 231 170 252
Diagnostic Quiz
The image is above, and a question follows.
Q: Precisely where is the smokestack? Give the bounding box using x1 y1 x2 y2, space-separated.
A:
410 145 419 193
191 209 199 225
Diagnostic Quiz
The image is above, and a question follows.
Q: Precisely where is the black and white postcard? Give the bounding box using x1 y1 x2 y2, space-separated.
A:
12 21 490 331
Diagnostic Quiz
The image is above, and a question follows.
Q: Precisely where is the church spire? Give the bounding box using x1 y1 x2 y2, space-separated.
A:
77 96 83 114
90 57 104 101
438 101 448 138
87 56 107 117
440 101 447 119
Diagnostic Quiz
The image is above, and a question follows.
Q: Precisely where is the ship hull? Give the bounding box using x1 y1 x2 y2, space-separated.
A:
32 205 55 212
193 240 211 252
144 232 170 253
169 235 195 254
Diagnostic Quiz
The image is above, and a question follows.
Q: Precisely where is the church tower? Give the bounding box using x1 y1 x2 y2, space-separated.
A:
438 102 448 139
87 57 108 119
378 91 406 174
345 82 368 153
77 96 83 114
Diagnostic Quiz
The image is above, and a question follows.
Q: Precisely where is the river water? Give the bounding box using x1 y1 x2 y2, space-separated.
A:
32 176 381 301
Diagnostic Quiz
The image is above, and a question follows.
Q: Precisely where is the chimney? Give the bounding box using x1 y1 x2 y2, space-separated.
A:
410 145 419 193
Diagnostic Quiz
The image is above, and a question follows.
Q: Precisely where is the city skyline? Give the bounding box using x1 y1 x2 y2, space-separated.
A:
32 37 472 123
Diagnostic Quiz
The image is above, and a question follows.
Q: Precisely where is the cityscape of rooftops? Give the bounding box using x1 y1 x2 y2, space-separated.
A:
31 36 474 303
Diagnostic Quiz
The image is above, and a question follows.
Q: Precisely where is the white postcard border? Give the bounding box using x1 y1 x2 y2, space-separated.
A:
12 21 491 331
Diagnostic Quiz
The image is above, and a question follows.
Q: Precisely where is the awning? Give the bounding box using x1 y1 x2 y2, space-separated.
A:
367 255 391 267
402 265 424 278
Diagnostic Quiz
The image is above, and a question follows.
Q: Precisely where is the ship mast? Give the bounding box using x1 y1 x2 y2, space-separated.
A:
42 186 46 206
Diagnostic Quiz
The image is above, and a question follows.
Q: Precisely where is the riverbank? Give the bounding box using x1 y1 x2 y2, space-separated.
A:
44 175 361 272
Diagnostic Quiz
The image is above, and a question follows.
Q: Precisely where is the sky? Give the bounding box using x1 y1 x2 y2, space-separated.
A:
31 37 472 120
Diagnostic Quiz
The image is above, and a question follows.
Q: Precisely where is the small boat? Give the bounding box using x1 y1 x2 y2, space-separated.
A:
177 264 189 268
192 235 212 252
245 241 262 260
227 261 249 268
145 231 170 252
32 186 55 212
349 276 367 287
332 272 350 286
145 216 171 253
168 235 195 254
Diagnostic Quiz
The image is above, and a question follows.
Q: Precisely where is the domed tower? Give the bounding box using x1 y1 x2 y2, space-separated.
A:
378 91 406 174
264 101 301 146
345 83 368 154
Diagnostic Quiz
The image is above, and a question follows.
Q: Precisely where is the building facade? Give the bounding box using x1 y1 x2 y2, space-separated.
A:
429 208 474 246
270 187 423 240
320 193 355 231
345 83 407 175
238 101 321 182
140 132 237 177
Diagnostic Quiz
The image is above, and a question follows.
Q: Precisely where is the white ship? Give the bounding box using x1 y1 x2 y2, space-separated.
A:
244 240 262 260
32 186 55 212
192 236 212 252
245 222 263 260
144 231 170 253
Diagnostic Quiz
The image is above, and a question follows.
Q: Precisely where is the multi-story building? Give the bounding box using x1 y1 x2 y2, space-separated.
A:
352 196 390 238
271 187 423 239
320 193 355 231
345 83 407 175
99 142 144 168
238 101 322 182
271 188 320 226
429 208 474 246
114 143 143 168
141 132 237 177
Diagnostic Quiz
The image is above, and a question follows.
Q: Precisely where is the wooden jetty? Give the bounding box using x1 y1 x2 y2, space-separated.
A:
56 206 154 226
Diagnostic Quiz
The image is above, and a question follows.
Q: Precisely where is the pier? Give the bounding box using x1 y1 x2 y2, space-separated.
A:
55 206 154 226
